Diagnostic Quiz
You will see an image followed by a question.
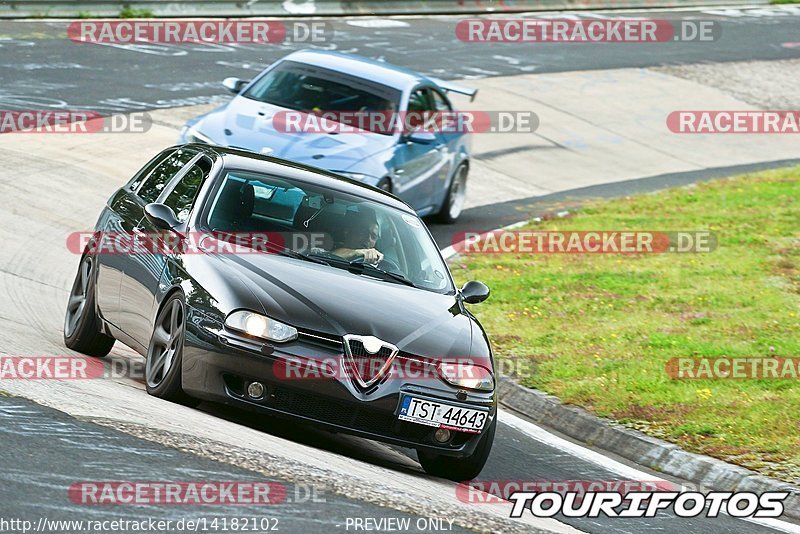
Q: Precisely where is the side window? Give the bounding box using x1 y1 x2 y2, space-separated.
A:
137 148 197 204
127 150 172 192
431 90 452 112
406 89 437 133
163 163 206 223
407 89 434 114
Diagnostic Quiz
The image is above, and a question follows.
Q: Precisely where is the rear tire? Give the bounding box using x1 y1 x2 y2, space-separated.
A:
63 256 115 357
436 164 468 224
417 416 496 481
145 294 198 406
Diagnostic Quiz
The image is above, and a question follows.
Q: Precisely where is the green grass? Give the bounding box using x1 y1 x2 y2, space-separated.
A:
771 0 799 4
453 167 800 483
119 5 155 18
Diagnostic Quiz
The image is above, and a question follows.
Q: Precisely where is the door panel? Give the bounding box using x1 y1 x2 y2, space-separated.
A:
393 141 448 212
392 88 451 213
94 150 173 328
94 210 124 327
117 149 200 346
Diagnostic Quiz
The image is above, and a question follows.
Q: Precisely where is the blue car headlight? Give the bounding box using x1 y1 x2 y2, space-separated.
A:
181 125 215 145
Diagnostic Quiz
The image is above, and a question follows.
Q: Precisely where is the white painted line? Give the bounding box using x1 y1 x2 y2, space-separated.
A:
499 408 800 533
441 211 569 260
346 19 410 27
441 219 527 260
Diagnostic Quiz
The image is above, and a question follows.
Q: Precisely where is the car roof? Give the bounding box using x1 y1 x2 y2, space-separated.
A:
281 49 433 91
187 143 415 214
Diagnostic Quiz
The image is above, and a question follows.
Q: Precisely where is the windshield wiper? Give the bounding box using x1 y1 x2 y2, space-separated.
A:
278 249 331 266
347 261 416 287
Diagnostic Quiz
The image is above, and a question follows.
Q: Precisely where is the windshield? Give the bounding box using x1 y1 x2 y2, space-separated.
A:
241 61 401 136
203 170 453 294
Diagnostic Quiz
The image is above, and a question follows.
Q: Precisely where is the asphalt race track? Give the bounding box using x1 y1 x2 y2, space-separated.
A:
2 7 800 114
1 6 800 533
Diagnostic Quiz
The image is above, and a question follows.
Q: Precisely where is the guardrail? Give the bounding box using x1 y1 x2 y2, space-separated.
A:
0 0 766 19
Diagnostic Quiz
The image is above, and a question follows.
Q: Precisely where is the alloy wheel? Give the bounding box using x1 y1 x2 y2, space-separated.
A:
448 166 468 221
146 299 184 389
64 257 92 338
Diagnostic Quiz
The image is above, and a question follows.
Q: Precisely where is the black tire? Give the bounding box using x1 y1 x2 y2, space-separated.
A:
145 294 198 406
63 256 115 357
417 416 496 481
437 164 468 224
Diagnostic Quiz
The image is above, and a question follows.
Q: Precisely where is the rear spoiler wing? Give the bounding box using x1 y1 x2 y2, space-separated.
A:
430 78 478 102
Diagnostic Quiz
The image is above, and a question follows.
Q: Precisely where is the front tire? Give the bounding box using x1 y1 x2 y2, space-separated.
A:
417 417 496 481
63 256 115 357
437 164 468 224
145 294 197 406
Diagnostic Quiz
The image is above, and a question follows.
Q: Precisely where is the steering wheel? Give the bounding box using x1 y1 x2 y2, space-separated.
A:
351 254 403 273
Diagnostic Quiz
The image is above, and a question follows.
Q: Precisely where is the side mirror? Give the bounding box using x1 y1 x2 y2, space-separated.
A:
460 280 490 304
222 77 248 94
405 130 437 145
144 203 181 231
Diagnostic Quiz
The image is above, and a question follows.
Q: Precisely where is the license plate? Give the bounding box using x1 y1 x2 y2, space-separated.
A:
398 396 487 434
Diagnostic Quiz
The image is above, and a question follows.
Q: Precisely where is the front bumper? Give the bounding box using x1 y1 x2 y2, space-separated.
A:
181 317 496 457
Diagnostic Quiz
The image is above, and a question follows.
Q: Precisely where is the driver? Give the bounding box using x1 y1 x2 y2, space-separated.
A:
331 208 384 264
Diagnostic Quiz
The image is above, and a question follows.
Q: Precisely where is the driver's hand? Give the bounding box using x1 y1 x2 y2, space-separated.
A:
358 248 383 264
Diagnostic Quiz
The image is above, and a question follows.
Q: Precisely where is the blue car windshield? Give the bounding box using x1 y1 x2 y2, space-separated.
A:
241 61 402 135
204 170 454 294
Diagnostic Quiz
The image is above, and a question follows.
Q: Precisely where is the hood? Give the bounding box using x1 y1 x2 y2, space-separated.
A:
213 249 474 361
195 97 395 171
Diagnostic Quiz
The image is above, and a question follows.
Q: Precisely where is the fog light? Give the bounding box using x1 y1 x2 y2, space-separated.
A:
434 428 452 443
247 382 265 399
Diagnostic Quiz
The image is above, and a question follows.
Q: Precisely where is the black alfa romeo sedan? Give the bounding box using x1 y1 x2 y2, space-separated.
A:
64 144 496 480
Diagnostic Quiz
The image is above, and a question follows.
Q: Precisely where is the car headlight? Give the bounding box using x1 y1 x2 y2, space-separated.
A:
224 310 297 343
183 125 215 145
438 362 494 392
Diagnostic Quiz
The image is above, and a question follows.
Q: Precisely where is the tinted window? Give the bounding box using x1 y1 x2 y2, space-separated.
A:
431 90 452 112
163 164 206 223
137 148 197 204
242 61 401 120
408 89 434 113
127 150 172 192
205 170 452 293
